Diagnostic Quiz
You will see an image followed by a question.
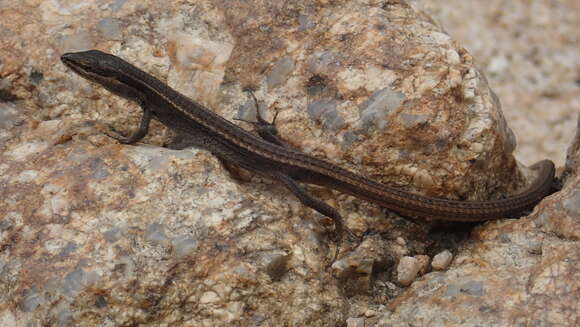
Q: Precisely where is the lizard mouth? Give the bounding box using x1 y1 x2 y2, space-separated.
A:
61 53 93 79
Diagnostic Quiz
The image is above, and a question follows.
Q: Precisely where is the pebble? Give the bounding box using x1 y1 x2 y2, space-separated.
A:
432 250 453 270
397 256 421 286
346 317 365 327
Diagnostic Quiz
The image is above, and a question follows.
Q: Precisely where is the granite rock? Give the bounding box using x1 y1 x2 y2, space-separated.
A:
0 0 576 326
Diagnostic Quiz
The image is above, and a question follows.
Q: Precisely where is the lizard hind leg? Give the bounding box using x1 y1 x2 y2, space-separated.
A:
272 172 344 263
239 91 286 147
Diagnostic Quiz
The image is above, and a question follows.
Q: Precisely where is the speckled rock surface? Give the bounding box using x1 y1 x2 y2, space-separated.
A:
376 154 579 327
0 0 577 326
1 119 349 326
420 0 579 167
2 0 540 201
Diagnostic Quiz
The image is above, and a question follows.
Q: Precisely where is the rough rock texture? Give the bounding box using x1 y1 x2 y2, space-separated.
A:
421 0 579 167
1 120 348 326
377 143 579 326
0 0 577 326
2 0 537 200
